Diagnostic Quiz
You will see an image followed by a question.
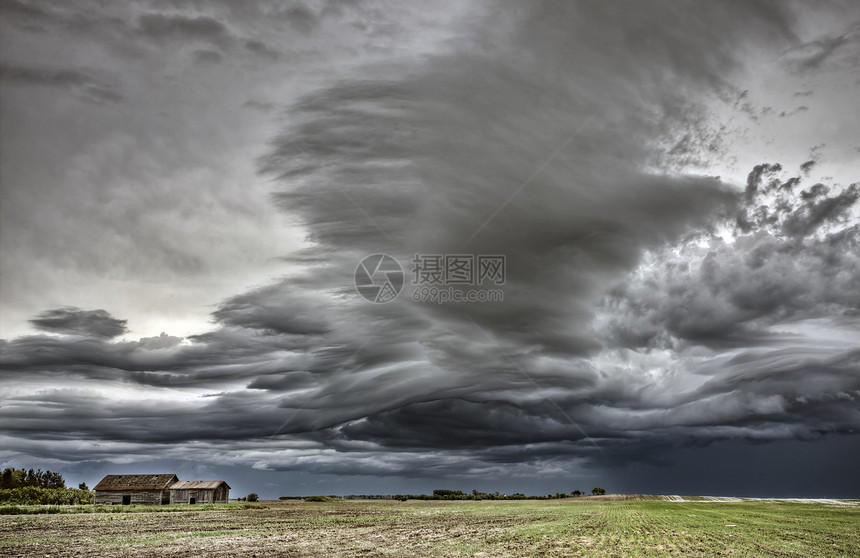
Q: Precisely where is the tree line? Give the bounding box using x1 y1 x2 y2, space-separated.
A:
0 468 66 489
0 468 93 505
334 488 608 501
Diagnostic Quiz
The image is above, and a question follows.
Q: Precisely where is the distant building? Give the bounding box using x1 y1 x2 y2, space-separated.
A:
93 474 230 505
169 480 230 504
93 474 178 505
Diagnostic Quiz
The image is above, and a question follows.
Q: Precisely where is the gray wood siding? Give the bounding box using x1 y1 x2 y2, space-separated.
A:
168 486 228 504
93 489 167 505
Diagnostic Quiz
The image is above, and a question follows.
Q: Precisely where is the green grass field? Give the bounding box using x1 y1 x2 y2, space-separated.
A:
1 497 858 557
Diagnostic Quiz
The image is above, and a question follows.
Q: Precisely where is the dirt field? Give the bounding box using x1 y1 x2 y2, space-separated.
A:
2 497 858 557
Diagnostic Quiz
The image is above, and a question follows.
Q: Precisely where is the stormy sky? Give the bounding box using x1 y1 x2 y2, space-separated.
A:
1 0 859 498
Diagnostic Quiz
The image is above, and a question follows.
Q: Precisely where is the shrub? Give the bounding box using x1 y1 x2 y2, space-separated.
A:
246 493 259 502
0 488 93 505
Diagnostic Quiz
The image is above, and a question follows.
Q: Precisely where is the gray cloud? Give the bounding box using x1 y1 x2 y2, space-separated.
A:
244 40 280 60
193 49 223 65
137 13 231 47
252 2 797 385
276 3 319 34
599 168 859 351
2 0 859 497
782 22 860 72
29 307 128 338
0 63 124 104
243 99 277 113
0 0 51 30
783 184 859 237
137 332 183 350
779 105 809 117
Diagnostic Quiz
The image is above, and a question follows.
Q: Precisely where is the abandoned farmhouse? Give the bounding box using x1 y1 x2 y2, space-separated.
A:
93 474 230 505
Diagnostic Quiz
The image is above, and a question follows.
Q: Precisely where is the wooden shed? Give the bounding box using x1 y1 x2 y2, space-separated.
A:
168 480 230 504
93 474 178 505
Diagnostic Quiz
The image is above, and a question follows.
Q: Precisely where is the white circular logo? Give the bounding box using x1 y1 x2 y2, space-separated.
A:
354 254 404 303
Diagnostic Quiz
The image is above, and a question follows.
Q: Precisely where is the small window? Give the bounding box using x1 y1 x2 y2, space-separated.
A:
189 497 196 504
122 495 131 505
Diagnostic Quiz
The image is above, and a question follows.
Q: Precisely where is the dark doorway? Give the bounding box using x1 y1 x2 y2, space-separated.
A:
189 497 196 504
122 495 131 505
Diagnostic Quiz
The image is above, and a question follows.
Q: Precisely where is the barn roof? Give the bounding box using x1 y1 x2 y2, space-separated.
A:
169 480 230 490
94 474 179 491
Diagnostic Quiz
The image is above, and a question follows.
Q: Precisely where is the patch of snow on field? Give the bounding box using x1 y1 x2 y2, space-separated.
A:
702 496 743 502
746 498 857 506
661 495 856 506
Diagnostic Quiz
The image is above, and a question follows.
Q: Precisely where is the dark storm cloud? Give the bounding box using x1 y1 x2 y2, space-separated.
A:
29 307 128 338
583 168 860 469
330 345 860 453
0 63 124 104
599 168 860 351
0 388 296 444
782 184 859 237
211 284 330 335
258 0 779 361
3 0 859 494
0 325 312 387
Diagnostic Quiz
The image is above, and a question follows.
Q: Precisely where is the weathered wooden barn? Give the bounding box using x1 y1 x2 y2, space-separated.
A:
93 474 230 505
93 474 178 505
168 480 230 504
